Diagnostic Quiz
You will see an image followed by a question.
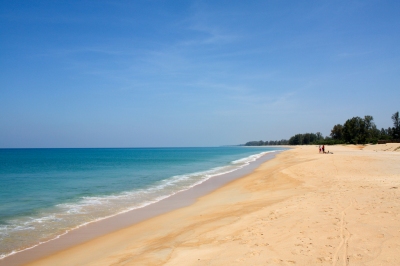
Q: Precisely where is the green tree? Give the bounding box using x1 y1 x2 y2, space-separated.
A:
364 115 374 138
245 141 264 146
392 111 400 139
316 132 323 141
330 124 343 140
343 116 366 144
289 134 302 145
387 127 394 138
369 124 380 140
302 133 311 144
363 115 379 142
392 111 400 128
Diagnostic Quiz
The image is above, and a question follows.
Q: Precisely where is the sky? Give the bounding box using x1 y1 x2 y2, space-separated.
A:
1 0 399 148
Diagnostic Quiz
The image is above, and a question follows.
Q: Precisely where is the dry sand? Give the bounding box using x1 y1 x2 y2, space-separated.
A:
25 144 400 265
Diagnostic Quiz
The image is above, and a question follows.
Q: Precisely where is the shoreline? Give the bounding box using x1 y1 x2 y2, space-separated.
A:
0 150 282 266
3 144 400 265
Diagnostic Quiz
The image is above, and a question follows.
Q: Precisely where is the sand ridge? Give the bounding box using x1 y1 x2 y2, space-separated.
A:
25 144 400 265
362 143 400 152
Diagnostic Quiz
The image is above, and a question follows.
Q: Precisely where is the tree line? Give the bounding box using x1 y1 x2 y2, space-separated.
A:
328 111 399 144
244 111 399 146
244 139 289 146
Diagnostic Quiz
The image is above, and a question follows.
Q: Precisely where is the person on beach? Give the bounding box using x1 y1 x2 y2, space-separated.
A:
319 145 321 153
322 145 325 153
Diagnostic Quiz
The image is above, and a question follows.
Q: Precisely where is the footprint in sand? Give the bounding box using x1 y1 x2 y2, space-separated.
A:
246 251 260 257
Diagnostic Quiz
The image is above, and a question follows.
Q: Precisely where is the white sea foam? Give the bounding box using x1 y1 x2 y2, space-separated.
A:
0 150 278 260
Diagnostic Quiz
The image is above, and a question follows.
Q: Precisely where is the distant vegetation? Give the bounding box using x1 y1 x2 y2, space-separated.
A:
244 111 400 146
244 139 289 146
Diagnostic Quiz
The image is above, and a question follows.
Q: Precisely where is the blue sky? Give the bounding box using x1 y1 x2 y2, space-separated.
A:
1 0 399 147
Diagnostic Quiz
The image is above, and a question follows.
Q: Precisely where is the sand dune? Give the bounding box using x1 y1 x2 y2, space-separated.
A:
363 143 400 152
26 144 400 265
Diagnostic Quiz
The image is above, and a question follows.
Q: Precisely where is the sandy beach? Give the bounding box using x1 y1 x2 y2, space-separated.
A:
8 144 400 265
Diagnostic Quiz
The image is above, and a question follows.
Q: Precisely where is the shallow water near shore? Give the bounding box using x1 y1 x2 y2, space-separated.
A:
0 147 283 260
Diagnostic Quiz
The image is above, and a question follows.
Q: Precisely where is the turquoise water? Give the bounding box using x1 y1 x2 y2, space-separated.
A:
0 147 282 258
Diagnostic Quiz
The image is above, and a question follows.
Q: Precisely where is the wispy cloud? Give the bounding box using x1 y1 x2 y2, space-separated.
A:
336 50 374 59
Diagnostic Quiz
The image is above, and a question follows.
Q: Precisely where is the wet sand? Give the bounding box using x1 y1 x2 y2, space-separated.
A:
0 151 280 266
4 144 400 265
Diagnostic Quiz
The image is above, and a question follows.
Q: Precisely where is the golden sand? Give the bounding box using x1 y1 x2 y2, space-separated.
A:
26 144 400 265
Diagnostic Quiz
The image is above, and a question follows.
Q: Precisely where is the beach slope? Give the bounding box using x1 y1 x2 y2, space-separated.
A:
26 144 400 265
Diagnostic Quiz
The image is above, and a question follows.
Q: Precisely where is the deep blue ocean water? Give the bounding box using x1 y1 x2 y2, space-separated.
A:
0 146 283 258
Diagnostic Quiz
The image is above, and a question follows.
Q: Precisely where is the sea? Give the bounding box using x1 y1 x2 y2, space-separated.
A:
0 146 283 259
